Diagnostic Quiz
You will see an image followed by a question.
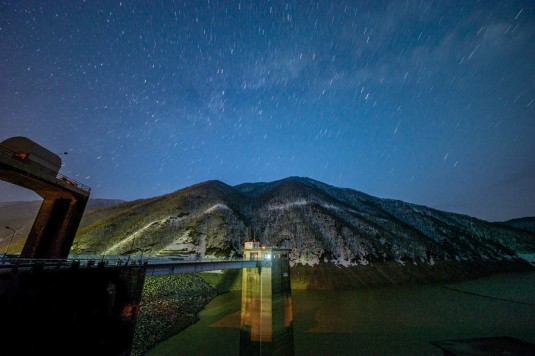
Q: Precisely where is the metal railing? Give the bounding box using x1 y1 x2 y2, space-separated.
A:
0 255 254 271
56 173 92 193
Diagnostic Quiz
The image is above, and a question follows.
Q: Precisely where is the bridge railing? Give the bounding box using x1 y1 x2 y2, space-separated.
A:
0 255 254 271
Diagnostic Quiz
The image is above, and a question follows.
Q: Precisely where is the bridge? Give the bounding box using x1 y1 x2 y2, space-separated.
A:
0 255 258 275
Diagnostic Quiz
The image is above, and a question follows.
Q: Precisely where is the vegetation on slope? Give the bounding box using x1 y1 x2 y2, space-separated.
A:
131 270 241 355
131 274 217 355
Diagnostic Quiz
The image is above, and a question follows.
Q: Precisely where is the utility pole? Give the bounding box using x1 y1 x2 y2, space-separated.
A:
3 226 16 261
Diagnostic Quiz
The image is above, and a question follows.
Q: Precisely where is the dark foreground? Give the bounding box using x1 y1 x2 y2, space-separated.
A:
0 264 146 356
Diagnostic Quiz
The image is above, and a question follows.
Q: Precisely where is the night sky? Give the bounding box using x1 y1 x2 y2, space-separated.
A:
1 1 534 222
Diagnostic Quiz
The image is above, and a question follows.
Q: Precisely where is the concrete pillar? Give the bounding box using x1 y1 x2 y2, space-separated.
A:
52 197 89 258
21 198 59 258
21 195 88 259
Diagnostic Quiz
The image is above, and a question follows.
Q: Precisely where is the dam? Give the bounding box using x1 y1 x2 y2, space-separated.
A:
0 136 294 355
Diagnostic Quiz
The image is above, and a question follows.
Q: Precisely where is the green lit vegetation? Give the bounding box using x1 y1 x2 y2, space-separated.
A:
131 269 242 355
131 274 217 355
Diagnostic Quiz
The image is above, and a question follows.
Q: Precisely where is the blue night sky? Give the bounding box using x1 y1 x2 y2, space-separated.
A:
1 1 534 222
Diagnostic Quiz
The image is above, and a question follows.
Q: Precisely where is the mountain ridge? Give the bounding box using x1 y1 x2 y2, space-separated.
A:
70 177 534 288
497 217 535 234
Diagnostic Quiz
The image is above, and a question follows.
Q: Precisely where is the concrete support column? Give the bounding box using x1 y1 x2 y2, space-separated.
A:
21 196 88 259
21 198 59 258
52 197 88 258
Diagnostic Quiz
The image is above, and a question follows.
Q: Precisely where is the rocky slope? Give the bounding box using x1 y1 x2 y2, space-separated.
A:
71 177 535 287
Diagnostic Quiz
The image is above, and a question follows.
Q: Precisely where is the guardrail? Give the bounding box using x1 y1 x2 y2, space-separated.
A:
0 257 105 270
0 255 255 271
56 173 92 193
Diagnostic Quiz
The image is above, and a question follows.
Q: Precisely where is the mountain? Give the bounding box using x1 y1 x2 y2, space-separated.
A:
497 217 535 234
71 177 535 288
0 199 125 253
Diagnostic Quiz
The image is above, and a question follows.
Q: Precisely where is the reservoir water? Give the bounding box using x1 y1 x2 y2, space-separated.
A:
148 271 535 355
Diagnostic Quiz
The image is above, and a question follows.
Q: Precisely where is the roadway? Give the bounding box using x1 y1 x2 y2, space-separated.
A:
0 255 259 275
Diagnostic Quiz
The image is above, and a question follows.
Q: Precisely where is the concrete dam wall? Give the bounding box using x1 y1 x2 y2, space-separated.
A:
0 265 146 355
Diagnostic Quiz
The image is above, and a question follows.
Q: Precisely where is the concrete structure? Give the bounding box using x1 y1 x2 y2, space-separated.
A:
240 245 294 355
145 259 258 276
0 137 90 258
0 136 294 354
0 253 294 355
0 263 146 355
244 240 261 249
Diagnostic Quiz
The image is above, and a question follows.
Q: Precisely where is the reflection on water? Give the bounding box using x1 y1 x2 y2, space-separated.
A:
148 271 535 356
292 272 535 355
146 249 295 356
240 249 294 355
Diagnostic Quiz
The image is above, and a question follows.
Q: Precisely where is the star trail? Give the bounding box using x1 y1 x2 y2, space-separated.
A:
1 1 534 221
